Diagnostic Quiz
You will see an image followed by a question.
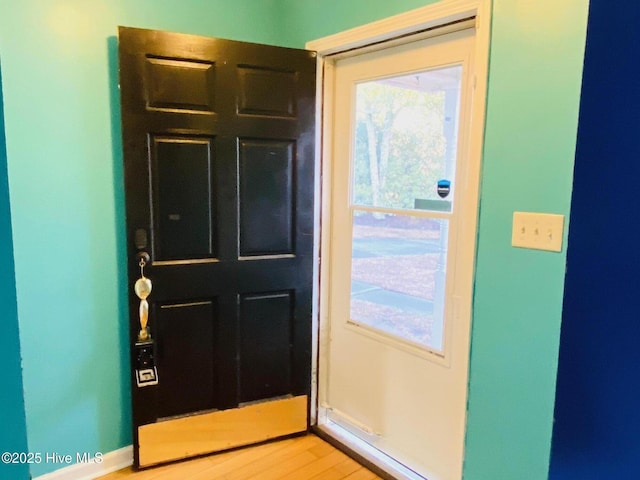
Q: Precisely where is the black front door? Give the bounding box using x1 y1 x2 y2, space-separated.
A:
118 26 315 467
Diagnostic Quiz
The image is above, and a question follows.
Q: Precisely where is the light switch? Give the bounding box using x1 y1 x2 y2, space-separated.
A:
512 212 564 252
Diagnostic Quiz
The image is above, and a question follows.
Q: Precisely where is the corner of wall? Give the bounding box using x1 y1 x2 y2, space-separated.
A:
0 60 30 480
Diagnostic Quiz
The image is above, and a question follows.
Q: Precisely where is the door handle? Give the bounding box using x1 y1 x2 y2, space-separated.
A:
134 252 152 342
133 251 158 387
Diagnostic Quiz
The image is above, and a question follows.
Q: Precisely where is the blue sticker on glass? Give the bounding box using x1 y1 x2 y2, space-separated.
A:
437 179 451 198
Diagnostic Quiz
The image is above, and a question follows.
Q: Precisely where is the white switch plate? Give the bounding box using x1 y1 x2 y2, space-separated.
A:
512 212 564 252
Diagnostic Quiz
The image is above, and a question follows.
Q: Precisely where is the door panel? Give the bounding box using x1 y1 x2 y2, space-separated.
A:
239 292 293 402
145 56 216 113
238 139 294 256
237 66 296 117
156 300 216 418
152 136 215 261
118 26 315 467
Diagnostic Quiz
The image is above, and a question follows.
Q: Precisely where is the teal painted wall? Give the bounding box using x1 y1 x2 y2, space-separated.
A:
0 1 281 476
0 0 588 478
463 2 588 479
279 1 589 478
278 0 437 46
0 62 29 480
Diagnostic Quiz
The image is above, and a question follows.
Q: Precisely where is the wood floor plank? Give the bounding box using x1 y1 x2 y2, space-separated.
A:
343 467 380 480
335 458 363 473
277 450 350 480
329 458 363 477
310 460 361 480
308 467 344 480
307 440 336 458
97 435 379 480
187 438 313 480
98 454 213 480
222 435 322 480
98 441 291 480
244 451 318 479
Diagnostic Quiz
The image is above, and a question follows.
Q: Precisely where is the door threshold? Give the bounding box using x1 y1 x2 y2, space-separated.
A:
314 420 427 480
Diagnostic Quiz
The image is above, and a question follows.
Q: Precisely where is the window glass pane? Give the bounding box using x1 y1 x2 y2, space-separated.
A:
352 66 462 212
350 211 448 352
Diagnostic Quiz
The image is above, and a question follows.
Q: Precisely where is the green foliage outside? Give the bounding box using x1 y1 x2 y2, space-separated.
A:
353 81 453 210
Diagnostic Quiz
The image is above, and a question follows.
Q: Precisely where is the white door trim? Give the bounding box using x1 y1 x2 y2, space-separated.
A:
307 0 490 55
307 0 491 476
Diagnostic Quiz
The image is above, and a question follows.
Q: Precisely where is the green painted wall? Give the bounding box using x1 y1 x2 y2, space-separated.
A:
0 0 280 476
278 0 437 46
0 0 588 478
279 0 589 478
0 62 29 480
463 2 588 478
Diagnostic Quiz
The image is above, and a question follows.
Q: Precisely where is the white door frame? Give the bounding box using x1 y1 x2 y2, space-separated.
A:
307 0 491 476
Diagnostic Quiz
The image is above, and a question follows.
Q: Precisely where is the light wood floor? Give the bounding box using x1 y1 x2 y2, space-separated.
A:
98 434 381 480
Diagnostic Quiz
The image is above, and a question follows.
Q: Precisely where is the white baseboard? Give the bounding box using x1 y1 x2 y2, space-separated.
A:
32 446 133 480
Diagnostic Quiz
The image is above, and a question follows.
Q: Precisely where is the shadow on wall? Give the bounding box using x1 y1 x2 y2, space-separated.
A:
106 35 133 448
0 60 30 480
